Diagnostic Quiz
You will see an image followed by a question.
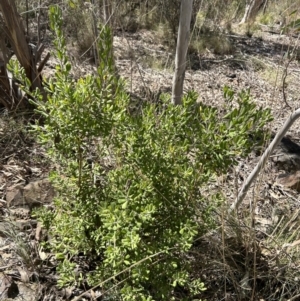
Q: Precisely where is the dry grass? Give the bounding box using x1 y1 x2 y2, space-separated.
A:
258 0 300 26
259 65 285 86
3 1 300 300
1 221 39 269
142 54 173 71
189 195 300 300
189 33 235 56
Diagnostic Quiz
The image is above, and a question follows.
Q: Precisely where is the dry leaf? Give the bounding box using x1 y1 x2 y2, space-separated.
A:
38 248 48 261
17 266 30 283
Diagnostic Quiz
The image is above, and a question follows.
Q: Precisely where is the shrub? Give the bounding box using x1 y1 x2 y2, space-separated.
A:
11 5 273 300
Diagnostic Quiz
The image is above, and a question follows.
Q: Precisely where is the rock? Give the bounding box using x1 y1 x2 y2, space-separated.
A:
9 207 31 219
15 219 37 231
23 179 55 207
272 136 300 171
0 274 39 301
16 282 39 301
6 184 24 207
276 171 300 192
6 179 54 209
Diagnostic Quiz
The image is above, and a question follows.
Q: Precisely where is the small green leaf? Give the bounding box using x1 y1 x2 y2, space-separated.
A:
55 253 65 260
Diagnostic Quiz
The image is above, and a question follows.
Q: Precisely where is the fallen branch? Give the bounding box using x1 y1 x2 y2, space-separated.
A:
38 51 50 74
229 108 300 213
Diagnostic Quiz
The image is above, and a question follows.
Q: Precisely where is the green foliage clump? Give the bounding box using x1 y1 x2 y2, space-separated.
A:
25 5 273 301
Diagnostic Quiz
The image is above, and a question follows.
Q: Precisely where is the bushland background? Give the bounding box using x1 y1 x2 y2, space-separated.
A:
1 0 300 300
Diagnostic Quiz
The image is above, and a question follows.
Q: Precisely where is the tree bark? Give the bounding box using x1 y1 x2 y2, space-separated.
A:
171 0 193 105
103 0 113 27
0 0 46 109
240 0 266 24
0 24 12 109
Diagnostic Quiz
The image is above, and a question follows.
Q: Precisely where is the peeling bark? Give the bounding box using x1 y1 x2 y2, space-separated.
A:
0 0 47 110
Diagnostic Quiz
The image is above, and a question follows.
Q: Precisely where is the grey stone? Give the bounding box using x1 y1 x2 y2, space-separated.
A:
6 179 55 209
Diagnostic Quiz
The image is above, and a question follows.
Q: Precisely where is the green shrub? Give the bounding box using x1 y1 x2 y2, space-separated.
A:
11 5 273 300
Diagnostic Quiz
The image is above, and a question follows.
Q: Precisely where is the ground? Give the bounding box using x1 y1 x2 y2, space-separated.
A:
1 25 300 300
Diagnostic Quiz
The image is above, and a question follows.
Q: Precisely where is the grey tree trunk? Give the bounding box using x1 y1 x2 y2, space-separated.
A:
171 0 193 105
240 0 266 24
103 0 113 26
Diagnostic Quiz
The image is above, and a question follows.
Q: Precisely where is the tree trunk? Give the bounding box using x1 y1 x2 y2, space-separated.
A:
171 0 193 105
0 28 12 109
0 0 47 109
103 0 113 27
240 0 266 24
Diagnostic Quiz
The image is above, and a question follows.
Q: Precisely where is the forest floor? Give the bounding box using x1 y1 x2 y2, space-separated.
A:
1 25 300 300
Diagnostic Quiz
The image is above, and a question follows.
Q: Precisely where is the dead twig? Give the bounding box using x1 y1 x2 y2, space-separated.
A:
229 108 300 213
281 55 292 109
